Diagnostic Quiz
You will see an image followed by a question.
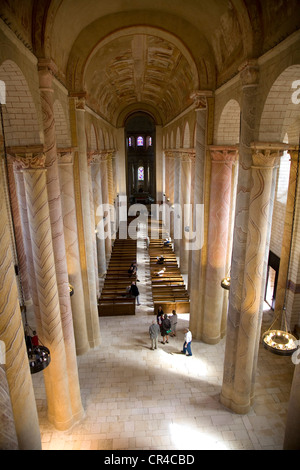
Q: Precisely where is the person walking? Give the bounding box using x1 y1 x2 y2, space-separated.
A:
149 320 160 350
182 327 192 356
161 314 171 344
170 310 177 336
129 281 140 305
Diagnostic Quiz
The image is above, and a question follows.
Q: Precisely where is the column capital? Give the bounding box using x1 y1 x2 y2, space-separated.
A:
57 147 76 165
6 145 46 170
190 90 213 110
239 59 259 87
38 59 58 89
69 91 87 110
209 145 238 163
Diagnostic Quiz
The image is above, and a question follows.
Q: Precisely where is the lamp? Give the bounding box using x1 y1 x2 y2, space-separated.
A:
262 140 300 356
0 101 51 373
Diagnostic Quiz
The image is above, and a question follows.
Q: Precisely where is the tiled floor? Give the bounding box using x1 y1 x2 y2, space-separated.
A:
31 228 295 450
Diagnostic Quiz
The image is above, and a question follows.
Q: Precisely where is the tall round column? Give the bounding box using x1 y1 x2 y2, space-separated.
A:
221 61 259 410
23 168 76 429
0 162 41 449
58 150 89 355
74 97 100 348
202 147 237 344
188 93 208 338
221 148 279 413
38 60 83 423
284 362 300 449
0 341 18 450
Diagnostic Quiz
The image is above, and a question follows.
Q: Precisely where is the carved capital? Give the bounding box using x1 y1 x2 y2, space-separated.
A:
251 142 286 168
6 145 46 170
190 90 213 110
209 145 238 163
57 147 76 165
251 149 280 168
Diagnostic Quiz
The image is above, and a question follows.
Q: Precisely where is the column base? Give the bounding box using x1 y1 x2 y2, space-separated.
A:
220 390 253 415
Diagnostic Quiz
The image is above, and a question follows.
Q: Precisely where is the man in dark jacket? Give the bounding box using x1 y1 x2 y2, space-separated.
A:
129 281 140 305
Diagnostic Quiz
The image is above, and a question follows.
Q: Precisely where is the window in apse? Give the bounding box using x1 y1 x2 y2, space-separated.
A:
138 166 144 181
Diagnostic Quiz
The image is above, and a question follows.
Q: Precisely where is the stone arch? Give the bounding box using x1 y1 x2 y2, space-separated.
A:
215 98 240 145
259 64 300 145
0 60 41 146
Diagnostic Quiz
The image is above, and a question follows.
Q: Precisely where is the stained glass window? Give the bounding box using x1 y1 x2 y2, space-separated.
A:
138 166 144 181
148 136 152 146
128 137 132 147
137 136 144 146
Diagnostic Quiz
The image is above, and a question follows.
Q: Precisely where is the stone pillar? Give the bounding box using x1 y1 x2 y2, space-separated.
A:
220 61 259 411
202 146 238 344
38 59 84 423
284 362 300 449
221 147 280 414
179 151 193 275
6 153 31 305
57 149 89 355
273 149 299 327
23 167 78 430
188 91 209 338
173 152 181 255
0 341 18 450
0 158 41 449
100 154 112 259
72 95 101 348
90 153 107 278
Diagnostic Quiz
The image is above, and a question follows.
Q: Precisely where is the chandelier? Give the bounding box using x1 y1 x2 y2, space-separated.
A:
262 140 300 357
221 276 231 290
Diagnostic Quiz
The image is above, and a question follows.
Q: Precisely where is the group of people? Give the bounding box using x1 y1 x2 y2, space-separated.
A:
149 307 192 355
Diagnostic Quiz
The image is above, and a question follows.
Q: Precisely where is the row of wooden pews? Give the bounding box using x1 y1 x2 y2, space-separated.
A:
98 236 137 317
149 220 190 315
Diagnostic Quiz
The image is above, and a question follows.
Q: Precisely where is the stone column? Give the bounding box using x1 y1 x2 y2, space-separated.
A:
0 158 41 449
38 59 84 423
90 153 107 279
173 152 181 255
220 61 259 410
58 149 89 355
72 95 101 348
179 151 193 275
0 341 18 450
23 167 78 430
284 362 300 449
273 149 299 326
100 154 112 259
202 146 238 344
164 152 170 202
221 147 280 414
188 92 209 338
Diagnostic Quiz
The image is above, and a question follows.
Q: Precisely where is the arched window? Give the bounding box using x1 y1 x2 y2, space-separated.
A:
137 136 144 146
128 137 132 147
147 136 152 147
138 166 144 181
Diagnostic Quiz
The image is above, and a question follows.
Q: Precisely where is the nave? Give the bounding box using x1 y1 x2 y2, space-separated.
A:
29 225 295 451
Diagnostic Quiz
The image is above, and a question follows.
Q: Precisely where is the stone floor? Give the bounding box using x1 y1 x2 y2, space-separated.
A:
31 226 296 450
